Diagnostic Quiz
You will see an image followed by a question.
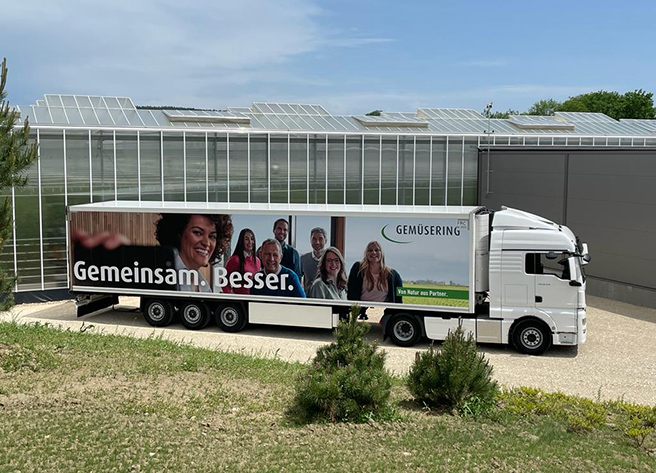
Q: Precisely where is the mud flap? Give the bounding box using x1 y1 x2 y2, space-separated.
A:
76 294 118 317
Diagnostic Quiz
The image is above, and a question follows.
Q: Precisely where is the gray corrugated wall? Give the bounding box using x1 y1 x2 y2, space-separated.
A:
478 148 656 308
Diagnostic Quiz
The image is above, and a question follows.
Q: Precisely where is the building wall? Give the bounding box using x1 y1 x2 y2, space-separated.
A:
4 130 479 293
478 147 656 308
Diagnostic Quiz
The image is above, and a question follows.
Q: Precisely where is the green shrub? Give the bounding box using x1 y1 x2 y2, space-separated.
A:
614 401 656 449
407 323 498 414
287 305 393 423
499 387 608 432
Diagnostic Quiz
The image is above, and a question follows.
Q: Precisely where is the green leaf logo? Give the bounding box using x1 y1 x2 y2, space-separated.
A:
381 224 412 244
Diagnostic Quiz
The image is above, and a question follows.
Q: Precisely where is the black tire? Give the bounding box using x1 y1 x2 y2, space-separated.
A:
179 300 210 330
388 314 422 347
215 303 247 333
142 298 175 327
512 319 552 355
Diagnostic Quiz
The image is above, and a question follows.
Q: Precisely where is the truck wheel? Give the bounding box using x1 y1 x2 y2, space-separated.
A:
215 303 247 333
142 298 174 327
388 314 421 347
512 319 552 356
180 301 210 330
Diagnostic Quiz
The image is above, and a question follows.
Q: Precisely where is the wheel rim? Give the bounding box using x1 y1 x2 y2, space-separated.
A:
393 319 415 342
520 327 543 348
148 302 165 322
220 307 238 327
183 305 202 324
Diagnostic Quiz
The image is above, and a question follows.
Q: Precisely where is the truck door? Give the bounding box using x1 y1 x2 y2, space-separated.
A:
526 253 579 311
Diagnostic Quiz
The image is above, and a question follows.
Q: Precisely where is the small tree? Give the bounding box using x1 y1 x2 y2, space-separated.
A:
408 323 498 414
288 305 393 423
0 58 38 308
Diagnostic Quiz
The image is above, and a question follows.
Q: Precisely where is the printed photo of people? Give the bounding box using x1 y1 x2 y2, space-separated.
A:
70 211 470 307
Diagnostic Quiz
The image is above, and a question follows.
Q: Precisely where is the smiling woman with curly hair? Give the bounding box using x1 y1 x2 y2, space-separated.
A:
154 213 233 292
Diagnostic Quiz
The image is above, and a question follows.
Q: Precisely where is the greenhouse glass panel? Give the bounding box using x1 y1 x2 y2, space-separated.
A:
185 133 208 202
463 138 478 205
31 107 50 124
80 108 99 125
50 107 68 124
65 107 85 125
91 131 115 202
14 133 41 291
414 137 430 205
249 134 268 203
380 137 397 205
290 135 308 203
163 132 184 201
208 133 228 202
363 136 380 205
431 137 447 205
114 132 139 201
398 136 414 205
39 131 67 288
228 134 248 203
139 132 162 201
109 109 129 126
345 136 362 204
447 137 463 205
65 131 91 207
61 96 77 107
308 135 326 204
327 136 345 204
269 135 288 203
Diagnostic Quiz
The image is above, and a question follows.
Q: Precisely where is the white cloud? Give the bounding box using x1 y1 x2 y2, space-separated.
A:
3 0 391 107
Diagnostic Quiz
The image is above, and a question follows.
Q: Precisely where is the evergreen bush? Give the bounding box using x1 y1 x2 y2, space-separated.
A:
407 322 498 413
287 305 393 423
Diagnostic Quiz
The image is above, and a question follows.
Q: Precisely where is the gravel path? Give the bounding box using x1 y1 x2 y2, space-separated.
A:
2 295 654 405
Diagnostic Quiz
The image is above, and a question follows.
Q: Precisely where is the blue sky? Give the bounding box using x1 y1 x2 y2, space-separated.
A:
3 0 655 115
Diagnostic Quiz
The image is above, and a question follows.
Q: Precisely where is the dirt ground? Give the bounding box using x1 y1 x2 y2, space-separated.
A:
1 295 655 405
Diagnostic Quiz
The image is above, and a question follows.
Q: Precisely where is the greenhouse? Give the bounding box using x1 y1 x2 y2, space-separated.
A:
9 94 656 301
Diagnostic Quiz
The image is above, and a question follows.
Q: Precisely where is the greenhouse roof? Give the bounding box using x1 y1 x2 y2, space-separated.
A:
14 94 656 137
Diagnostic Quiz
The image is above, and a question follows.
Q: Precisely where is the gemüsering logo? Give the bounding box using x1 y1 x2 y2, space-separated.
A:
381 219 468 244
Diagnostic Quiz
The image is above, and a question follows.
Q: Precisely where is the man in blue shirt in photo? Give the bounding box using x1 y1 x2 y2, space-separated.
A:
251 238 305 298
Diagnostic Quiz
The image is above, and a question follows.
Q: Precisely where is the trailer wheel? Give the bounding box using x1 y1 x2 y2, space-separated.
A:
142 298 174 327
215 303 247 333
512 319 552 356
180 301 210 330
388 314 421 347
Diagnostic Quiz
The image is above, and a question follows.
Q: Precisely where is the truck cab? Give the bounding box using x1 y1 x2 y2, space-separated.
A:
487 207 589 354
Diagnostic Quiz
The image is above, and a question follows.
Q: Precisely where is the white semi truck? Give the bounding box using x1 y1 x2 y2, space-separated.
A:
69 202 589 355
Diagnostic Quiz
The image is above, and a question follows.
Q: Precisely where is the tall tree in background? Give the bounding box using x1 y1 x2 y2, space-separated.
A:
557 90 654 120
619 89 656 119
0 58 38 308
526 99 560 116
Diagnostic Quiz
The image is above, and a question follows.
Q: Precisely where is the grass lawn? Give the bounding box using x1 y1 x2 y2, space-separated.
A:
0 321 654 472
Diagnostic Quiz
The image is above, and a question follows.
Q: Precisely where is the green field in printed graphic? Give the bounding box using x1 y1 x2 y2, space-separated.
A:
398 282 469 307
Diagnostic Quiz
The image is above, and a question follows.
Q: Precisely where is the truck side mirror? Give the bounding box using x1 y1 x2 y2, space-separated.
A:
567 258 581 286
546 251 558 260
581 243 591 265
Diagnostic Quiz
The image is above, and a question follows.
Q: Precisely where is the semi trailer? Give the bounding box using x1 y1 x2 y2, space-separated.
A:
69 201 589 355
